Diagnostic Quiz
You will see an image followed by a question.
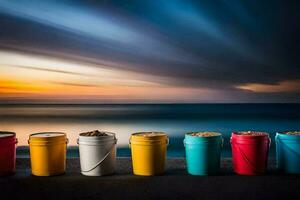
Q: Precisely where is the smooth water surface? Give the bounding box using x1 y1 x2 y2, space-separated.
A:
1 104 299 157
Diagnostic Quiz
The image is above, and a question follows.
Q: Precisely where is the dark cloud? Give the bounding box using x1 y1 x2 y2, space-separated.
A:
0 0 299 100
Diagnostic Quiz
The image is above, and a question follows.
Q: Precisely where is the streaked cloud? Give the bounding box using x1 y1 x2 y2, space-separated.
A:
6 65 88 76
0 0 299 103
236 80 300 93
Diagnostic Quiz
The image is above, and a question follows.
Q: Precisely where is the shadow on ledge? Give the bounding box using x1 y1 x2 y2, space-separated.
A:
1 158 300 200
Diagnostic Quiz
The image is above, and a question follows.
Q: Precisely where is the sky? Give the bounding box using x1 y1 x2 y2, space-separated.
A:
0 0 299 103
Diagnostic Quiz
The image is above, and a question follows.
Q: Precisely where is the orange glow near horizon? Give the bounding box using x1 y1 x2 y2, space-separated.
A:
0 51 215 102
0 76 215 102
0 51 163 101
1 50 299 103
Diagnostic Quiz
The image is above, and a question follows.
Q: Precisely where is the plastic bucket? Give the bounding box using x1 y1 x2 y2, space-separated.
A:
130 132 168 176
77 131 117 176
28 132 68 176
0 131 18 176
231 131 270 175
184 132 223 175
276 131 300 174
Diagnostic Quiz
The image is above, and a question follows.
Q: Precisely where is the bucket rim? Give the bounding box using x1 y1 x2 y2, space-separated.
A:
0 131 16 138
232 131 269 138
185 131 222 138
29 132 67 144
78 131 117 145
79 131 116 138
30 132 66 138
130 132 168 143
276 131 300 136
276 131 300 141
131 131 167 137
130 132 168 146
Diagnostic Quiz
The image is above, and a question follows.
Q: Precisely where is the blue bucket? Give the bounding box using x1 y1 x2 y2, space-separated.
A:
276 131 300 174
184 132 223 175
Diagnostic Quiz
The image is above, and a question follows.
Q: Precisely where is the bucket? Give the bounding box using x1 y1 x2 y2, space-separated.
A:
184 132 223 175
77 130 117 176
231 131 270 175
130 132 168 176
276 131 300 174
0 131 18 176
28 132 68 176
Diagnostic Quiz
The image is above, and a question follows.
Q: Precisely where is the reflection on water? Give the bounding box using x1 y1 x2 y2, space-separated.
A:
1 104 300 157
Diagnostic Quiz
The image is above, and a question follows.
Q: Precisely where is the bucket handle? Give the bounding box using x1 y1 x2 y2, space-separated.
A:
236 145 266 174
129 137 169 148
81 138 117 173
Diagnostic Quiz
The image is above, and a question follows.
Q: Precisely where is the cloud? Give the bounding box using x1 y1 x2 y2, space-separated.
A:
50 81 99 87
236 80 300 93
4 64 87 76
0 0 299 102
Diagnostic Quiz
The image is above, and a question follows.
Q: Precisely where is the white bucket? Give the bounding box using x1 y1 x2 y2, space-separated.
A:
77 132 117 176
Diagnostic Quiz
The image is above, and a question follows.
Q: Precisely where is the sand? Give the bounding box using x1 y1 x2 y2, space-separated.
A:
80 130 108 136
238 131 268 136
284 131 300 135
134 132 166 137
188 132 220 137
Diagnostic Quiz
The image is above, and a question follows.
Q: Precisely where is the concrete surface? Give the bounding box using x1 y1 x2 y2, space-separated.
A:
0 158 300 200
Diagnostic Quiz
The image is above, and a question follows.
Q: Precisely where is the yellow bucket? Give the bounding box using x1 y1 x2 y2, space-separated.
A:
28 132 68 176
130 132 168 176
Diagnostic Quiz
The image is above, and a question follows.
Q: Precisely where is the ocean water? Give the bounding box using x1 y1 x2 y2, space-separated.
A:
0 104 299 157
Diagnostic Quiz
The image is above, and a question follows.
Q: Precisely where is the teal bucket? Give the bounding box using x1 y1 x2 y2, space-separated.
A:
184 132 223 175
276 131 300 174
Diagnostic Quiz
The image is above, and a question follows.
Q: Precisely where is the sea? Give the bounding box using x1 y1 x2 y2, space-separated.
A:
0 104 299 157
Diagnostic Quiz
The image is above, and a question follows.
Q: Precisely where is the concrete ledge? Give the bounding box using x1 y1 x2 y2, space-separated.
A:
1 158 300 200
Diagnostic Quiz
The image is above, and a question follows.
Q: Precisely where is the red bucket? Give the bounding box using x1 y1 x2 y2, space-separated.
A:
231 131 270 175
0 131 18 175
